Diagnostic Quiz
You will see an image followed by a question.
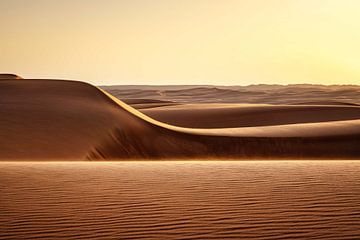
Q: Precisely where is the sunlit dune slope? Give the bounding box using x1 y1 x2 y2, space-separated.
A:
0 79 360 160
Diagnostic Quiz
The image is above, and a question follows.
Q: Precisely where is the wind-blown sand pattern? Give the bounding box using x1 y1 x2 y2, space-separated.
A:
1 78 360 159
0 161 359 239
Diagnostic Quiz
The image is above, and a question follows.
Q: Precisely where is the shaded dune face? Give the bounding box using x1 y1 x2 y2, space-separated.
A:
1 79 360 160
90 129 360 160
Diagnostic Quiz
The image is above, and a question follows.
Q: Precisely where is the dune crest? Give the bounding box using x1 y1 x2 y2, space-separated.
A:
0 79 360 160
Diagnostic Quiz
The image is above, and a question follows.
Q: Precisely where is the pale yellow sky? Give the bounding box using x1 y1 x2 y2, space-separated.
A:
1 0 360 85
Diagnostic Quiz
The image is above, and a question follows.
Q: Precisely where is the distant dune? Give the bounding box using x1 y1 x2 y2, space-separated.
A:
141 103 360 128
105 84 360 105
1 78 360 160
0 73 22 79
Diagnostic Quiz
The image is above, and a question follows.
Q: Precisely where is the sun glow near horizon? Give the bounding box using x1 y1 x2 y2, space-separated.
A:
1 0 360 85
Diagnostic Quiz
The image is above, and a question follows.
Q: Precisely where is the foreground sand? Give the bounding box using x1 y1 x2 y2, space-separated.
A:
1 78 360 159
1 161 359 239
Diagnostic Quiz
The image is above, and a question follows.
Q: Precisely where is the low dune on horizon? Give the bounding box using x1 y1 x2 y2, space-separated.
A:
103 83 360 105
1 74 360 160
0 73 23 80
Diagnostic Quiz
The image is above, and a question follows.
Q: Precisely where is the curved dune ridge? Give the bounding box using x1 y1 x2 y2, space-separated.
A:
0 78 360 160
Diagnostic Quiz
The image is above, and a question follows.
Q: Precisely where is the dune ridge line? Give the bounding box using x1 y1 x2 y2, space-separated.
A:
0 78 359 160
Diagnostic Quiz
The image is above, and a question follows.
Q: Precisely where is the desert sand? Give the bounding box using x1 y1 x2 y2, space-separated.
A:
1 161 360 239
0 76 360 160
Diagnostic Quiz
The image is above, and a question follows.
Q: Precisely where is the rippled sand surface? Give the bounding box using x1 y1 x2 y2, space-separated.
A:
1 161 360 239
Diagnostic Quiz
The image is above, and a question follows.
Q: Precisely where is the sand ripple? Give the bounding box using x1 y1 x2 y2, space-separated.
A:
0 161 360 239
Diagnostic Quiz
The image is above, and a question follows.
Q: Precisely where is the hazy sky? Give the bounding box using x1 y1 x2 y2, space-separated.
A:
1 0 360 85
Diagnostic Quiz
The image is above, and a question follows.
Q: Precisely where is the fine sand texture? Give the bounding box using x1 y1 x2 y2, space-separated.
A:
1 161 359 239
1 78 360 160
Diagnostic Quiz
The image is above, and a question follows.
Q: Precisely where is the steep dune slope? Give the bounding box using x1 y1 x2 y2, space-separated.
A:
1 79 360 160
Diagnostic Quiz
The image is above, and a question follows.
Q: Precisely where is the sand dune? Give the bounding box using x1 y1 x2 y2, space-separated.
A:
122 99 179 110
1 79 360 160
0 73 22 79
105 84 360 105
0 79 125 159
141 103 360 128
